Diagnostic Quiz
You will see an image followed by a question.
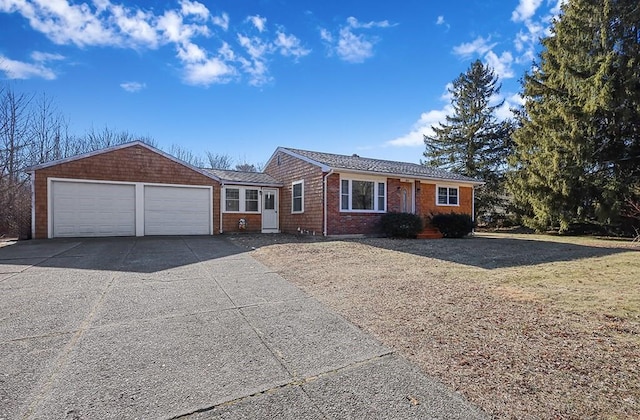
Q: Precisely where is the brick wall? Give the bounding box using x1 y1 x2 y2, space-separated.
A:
33 144 220 238
221 213 262 233
325 174 384 235
417 183 474 218
264 151 324 234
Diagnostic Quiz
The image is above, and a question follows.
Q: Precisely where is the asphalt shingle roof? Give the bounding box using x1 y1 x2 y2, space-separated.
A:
202 168 282 186
283 148 483 183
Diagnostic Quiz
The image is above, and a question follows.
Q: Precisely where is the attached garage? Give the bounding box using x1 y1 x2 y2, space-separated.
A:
28 141 283 239
28 142 221 239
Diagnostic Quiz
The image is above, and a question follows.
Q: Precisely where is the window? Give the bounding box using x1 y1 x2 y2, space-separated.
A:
340 178 386 212
437 186 459 206
292 180 304 213
245 189 259 212
225 188 240 212
224 187 260 212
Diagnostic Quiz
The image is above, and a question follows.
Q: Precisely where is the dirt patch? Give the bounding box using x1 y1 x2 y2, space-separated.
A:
232 232 640 419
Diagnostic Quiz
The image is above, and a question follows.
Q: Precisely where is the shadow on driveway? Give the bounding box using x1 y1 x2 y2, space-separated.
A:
0 236 247 275
0 235 486 419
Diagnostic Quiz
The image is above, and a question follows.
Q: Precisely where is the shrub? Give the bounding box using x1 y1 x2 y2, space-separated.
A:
380 212 424 238
431 213 475 238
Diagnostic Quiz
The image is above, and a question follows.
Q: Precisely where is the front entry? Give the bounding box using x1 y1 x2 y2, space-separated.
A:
261 188 279 232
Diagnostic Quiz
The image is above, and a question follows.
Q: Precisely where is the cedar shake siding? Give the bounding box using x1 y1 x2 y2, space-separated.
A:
31 144 220 239
264 150 324 235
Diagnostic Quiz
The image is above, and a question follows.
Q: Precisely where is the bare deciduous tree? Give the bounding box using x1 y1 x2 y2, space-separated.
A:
170 144 205 167
205 151 233 169
0 85 34 238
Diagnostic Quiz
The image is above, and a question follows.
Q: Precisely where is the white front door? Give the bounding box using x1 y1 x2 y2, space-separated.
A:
261 188 279 232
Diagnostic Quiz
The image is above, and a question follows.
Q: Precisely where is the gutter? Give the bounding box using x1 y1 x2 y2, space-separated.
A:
322 169 334 236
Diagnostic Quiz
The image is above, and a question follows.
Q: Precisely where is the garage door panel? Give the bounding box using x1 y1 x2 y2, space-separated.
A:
144 186 211 236
52 182 136 238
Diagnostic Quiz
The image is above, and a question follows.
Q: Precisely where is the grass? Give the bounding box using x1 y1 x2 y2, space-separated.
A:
488 235 640 322
244 232 640 418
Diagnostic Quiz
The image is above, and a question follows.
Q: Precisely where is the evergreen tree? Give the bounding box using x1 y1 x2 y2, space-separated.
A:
509 0 640 232
423 59 513 218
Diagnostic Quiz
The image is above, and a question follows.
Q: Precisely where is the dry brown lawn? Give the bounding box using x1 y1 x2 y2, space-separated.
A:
230 232 640 419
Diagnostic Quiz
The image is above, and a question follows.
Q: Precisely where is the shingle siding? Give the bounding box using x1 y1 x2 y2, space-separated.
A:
32 144 220 239
264 150 324 235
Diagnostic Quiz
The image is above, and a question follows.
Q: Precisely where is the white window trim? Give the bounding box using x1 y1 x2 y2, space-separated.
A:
340 176 386 213
223 186 261 213
436 185 460 206
292 180 304 214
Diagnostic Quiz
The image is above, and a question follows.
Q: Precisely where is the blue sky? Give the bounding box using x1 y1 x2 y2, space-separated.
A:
0 0 563 166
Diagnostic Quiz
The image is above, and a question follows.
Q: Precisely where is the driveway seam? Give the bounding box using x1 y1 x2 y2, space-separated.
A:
20 239 136 420
182 237 301 380
167 352 397 419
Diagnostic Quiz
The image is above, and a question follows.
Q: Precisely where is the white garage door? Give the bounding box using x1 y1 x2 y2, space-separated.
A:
144 185 211 235
52 181 136 237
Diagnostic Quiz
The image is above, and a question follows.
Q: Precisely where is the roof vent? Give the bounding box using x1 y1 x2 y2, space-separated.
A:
352 154 360 158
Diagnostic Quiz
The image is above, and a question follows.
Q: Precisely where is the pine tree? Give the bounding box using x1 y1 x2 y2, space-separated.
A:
509 0 640 232
423 59 513 218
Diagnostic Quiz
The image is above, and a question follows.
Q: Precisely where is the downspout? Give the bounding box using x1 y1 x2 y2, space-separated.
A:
322 170 334 236
29 171 35 239
219 183 224 234
472 186 476 222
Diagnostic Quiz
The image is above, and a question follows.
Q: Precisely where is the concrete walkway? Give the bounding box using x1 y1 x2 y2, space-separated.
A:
0 236 486 419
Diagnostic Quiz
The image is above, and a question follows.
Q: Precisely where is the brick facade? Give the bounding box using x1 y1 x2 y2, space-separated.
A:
325 174 380 235
32 144 220 239
264 151 325 235
417 183 474 218
221 213 262 233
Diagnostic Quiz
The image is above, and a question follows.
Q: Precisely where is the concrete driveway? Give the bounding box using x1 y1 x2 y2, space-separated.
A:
0 236 485 419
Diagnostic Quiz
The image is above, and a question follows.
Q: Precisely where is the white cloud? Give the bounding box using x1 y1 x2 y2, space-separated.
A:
436 16 445 25
485 50 515 79
177 41 207 63
157 9 209 44
387 106 453 147
319 28 333 43
0 54 57 80
453 36 497 58
120 81 146 92
345 16 394 29
336 27 375 63
109 4 159 48
237 33 271 85
180 0 209 21
211 12 229 31
0 0 308 87
31 51 65 62
511 0 543 22
387 83 522 149
550 0 567 16
321 16 394 63
274 31 310 58
248 15 267 32
12 0 118 47
183 56 236 86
